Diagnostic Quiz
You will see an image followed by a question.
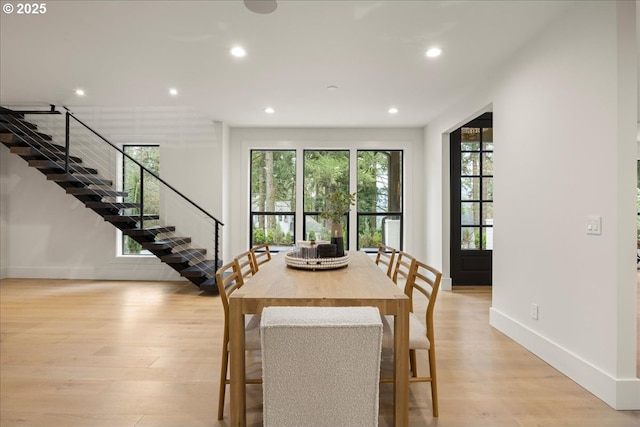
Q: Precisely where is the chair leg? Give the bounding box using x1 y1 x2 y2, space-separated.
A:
409 349 417 377
428 347 438 417
217 345 229 420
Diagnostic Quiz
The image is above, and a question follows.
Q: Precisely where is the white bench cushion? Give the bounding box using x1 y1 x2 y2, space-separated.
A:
261 306 383 427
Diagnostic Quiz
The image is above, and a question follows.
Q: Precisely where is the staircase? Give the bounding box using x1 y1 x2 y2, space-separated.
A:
0 106 223 293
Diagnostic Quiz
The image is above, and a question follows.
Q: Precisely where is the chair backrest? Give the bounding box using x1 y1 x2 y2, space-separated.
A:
251 243 272 271
375 244 397 278
405 259 442 341
234 249 257 282
392 251 416 287
215 259 244 324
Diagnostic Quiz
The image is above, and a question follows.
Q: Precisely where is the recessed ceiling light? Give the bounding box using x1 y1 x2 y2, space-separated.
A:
244 0 277 14
388 107 399 114
169 88 178 96
264 106 275 114
327 85 338 91
231 46 247 57
75 88 85 96
426 47 442 58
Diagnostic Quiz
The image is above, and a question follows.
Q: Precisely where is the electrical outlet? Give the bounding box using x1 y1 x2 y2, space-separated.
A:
531 303 539 320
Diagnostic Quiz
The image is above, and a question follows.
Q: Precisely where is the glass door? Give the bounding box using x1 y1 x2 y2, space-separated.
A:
450 113 493 285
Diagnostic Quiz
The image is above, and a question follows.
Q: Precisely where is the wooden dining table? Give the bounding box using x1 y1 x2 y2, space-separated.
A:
228 250 410 426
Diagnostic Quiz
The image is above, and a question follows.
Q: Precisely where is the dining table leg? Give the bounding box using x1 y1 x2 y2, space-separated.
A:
229 299 246 427
394 300 410 426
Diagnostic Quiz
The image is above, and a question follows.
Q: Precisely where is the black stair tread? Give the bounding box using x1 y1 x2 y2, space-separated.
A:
122 226 176 236
47 173 112 186
0 115 37 129
197 277 219 293
84 201 140 210
161 236 191 242
160 249 207 263
0 107 24 117
151 236 192 245
103 214 160 222
168 248 207 256
28 160 98 174
0 133 36 145
66 187 128 197
0 123 52 140
1 133 67 153
181 260 218 277
10 146 83 163
141 237 192 250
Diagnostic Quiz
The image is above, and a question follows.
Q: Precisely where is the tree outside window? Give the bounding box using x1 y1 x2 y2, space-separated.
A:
249 148 403 252
250 150 296 249
303 150 350 244
122 145 160 255
357 150 403 250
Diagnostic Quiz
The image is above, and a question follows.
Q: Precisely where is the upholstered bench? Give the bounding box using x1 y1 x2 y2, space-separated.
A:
260 306 383 427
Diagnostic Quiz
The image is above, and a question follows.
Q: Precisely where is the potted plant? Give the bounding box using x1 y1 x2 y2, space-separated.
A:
320 190 355 256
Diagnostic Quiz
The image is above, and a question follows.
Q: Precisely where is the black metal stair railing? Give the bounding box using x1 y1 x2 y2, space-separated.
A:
0 105 224 291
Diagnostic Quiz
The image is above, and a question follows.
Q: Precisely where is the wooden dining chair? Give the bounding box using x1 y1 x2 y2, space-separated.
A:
392 250 416 286
216 259 262 420
381 257 443 417
375 244 397 278
250 243 272 271
234 249 257 282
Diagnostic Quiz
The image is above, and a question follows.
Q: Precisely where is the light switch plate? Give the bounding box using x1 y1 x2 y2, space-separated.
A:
586 215 601 235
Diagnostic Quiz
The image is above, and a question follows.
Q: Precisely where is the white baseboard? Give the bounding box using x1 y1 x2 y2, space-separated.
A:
490 307 640 410
3 264 183 282
441 276 452 291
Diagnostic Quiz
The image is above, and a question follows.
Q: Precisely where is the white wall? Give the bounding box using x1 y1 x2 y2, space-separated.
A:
0 106 224 281
227 127 424 259
425 1 639 409
0 133 9 278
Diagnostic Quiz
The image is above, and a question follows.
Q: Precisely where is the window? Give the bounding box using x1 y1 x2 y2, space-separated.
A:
248 148 404 252
357 150 403 251
250 150 296 250
303 150 350 245
460 127 493 249
122 145 160 255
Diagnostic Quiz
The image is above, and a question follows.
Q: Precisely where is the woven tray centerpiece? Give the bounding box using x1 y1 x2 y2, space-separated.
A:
285 241 350 270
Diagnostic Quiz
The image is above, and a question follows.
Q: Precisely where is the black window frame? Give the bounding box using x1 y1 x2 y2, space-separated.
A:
356 149 404 252
249 149 297 251
302 149 351 248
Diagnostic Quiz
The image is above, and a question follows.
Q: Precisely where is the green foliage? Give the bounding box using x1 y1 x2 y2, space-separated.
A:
253 226 292 246
461 228 486 250
251 150 296 211
254 228 265 244
303 151 349 212
251 150 402 249
126 237 143 254
372 230 382 247
637 187 640 241
358 216 384 249
475 231 487 249
320 190 356 224
357 151 387 212
123 145 160 255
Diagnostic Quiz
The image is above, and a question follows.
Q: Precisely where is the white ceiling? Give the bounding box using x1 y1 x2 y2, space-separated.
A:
0 0 576 127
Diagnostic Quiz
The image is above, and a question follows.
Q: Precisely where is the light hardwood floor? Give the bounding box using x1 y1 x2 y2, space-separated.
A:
1 278 638 427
